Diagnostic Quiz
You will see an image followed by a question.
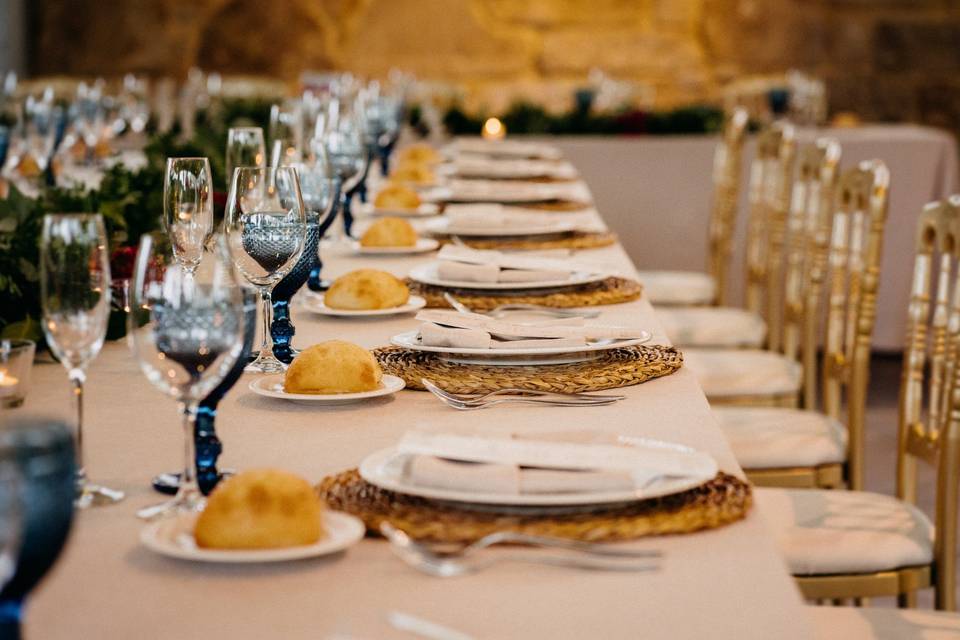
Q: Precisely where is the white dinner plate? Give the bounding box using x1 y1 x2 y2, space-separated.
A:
301 294 427 317
349 238 440 255
249 374 406 404
408 262 607 291
358 443 716 507
355 202 441 218
390 329 651 359
424 217 575 238
140 510 366 563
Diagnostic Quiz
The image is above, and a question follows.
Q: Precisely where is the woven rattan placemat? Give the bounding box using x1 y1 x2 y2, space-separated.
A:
434 231 617 251
372 344 682 393
406 276 642 310
316 470 752 543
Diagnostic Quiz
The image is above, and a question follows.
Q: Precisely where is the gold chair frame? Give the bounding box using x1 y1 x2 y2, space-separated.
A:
746 160 889 489
706 108 749 307
794 198 960 610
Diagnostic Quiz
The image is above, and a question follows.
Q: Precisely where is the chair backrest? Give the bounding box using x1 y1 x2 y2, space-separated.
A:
744 122 796 349
706 108 749 306
817 161 889 490
781 139 842 370
897 197 960 609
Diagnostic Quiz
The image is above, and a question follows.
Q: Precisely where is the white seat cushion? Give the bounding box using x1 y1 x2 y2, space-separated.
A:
684 349 802 398
810 606 960 640
712 407 846 469
658 307 766 348
636 270 715 306
756 488 934 575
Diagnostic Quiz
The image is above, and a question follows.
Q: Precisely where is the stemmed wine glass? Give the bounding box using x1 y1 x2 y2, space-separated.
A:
225 127 265 191
313 100 366 239
268 101 303 167
223 166 307 373
163 157 214 274
40 214 124 508
127 234 246 519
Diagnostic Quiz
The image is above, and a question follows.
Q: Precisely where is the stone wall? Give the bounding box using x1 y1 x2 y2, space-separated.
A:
25 0 960 129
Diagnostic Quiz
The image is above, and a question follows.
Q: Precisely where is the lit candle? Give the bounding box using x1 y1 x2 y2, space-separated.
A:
482 117 506 140
0 371 19 396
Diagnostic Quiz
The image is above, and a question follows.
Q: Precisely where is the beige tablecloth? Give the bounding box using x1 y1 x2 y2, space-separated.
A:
22 182 811 639
547 125 959 351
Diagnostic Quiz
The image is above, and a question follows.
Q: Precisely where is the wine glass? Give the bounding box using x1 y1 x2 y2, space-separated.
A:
0 418 75 637
225 127 265 191
163 157 214 275
268 101 303 167
127 234 246 518
223 166 307 373
314 102 366 239
40 213 124 508
0 460 20 591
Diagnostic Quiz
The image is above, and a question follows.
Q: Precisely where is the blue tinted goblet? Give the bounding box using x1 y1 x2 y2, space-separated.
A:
0 418 76 640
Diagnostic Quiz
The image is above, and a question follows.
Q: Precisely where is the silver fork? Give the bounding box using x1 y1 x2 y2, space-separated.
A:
421 379 623 410
443 292 601 319
380 523 660 577
422 379 624 404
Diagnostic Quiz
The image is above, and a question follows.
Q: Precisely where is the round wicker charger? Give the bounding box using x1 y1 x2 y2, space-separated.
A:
316 470 752 543
372 344 682 394
406 276 642 311
434 231 617 251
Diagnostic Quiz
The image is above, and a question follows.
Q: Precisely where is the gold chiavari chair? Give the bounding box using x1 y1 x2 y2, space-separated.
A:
755 198 960 609
638 108 749 307
713 158 888 490
659 121 794 349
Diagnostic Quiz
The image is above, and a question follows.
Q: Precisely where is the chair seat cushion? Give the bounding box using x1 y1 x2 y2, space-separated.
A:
712 407 846 469
636 270 715 306
683 349 802 398
756 488 934 575
810 606 960 640
658 307 766 348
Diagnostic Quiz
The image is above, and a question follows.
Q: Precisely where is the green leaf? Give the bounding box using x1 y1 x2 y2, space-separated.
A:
1 316 42 342
17 257 38 282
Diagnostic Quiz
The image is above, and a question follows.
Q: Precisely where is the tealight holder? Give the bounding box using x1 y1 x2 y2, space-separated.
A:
0 340 35 409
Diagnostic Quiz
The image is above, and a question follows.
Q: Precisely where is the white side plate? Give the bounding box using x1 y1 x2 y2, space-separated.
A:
408 262 607 291
302 294 427 317
140 510 366 563
349 238 439 255
249 374 406 404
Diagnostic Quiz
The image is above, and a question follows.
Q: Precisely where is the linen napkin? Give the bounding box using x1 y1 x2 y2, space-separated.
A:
395 430 717 495
452 138 564 160
453 157 578 180
437 244 605 276
416 309 642 340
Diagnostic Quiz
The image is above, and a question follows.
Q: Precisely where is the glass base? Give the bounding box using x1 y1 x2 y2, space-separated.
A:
75 479 125 509
244 352 287 373
136 489 205 521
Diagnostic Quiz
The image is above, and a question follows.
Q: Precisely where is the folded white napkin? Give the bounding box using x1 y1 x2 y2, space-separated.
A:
497 268 571 283
452 138 564 160
453 158 578 180
437 261 500 283
418 322 491 349
396 430 717 495
417 309 643 340
437 244 601 275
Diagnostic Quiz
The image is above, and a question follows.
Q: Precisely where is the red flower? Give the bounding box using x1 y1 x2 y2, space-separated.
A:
110 246 138 280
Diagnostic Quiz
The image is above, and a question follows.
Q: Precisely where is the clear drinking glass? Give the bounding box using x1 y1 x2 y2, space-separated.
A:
225 127 265 191
223 166 307 373
163 157 214 274
268 101 303 167
127 234 246 518
40 213 124 508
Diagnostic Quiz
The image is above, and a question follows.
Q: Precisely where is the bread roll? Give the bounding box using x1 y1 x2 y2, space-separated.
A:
390 161 435 185
360 217 418 248
324 269 410 310
194 469 323 549
374 183 421 210
283 340 383 394
399 143 441 165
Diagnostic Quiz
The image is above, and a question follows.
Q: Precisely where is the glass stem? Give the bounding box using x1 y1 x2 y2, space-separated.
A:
259 288 273 357
68 368 86 477
178 402 198 498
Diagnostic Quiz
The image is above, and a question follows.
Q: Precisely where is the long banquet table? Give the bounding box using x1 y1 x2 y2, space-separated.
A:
23 175 813 639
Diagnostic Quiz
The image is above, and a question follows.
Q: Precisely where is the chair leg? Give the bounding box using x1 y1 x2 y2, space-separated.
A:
898 591 917 608
853 597 869 607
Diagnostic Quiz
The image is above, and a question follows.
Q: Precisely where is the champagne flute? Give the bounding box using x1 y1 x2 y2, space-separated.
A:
225 127 265 191
40 214 124 508
163 157 214 274
223 166 307 373
127 234 246 518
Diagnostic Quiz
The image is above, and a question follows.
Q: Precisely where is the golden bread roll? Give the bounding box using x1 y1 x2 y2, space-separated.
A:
324 269 410 310
360 217 418 248
374 183 421 210
399 143 441 165
283 340 383 394
390 161 435 185
194 469 324 549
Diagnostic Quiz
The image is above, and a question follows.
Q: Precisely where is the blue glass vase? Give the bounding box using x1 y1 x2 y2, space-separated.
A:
0 418 76 639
